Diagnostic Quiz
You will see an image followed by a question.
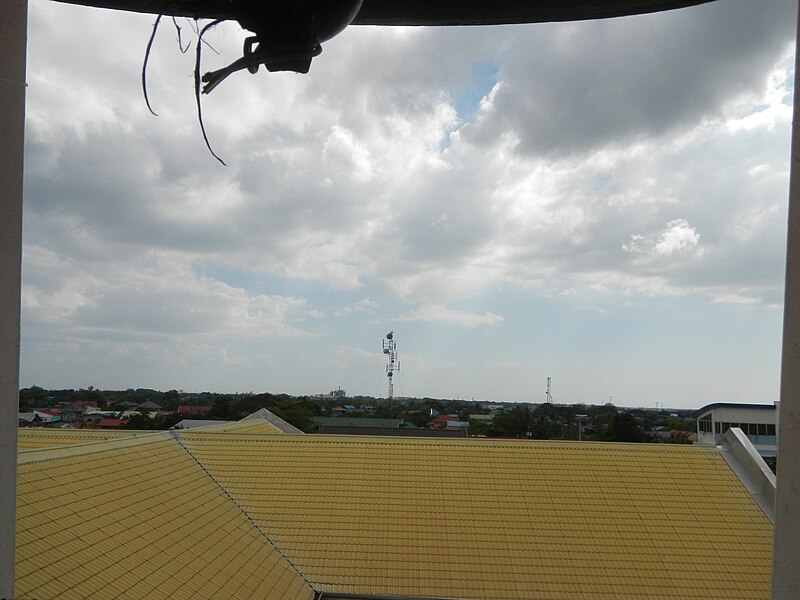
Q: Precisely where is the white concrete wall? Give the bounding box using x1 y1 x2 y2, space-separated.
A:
0 0 26 597
773 4 800 597
710 406 777 425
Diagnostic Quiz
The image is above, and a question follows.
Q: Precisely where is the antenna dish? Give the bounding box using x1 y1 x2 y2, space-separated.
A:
382 331 399 399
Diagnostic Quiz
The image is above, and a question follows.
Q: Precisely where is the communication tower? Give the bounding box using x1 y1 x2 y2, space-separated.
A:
546 377 553 403
382 331 400 399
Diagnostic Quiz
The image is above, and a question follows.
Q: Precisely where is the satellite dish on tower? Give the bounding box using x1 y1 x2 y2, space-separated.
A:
382 331 399 399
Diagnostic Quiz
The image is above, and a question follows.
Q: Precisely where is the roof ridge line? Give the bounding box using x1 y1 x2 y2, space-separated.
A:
171 431 318 591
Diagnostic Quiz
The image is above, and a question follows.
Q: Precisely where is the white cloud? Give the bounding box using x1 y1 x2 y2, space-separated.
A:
396 304 504 328
22 247 324 340
623 219 701 257
334 297 379 316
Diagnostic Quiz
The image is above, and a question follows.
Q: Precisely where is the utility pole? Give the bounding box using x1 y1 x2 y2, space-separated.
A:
576 414 588 442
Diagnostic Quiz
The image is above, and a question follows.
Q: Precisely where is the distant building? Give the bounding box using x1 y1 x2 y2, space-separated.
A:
17 413 38 427
695 402 777 457
314 387 347 400
429 414 463 429
137 400 163 410
32 409 61 423
312 417 403 430
469 414 494 423
178 405 213 415
310 416 469 437
72 400 98 409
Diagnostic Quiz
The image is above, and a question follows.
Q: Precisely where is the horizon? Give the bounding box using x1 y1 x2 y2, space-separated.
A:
20 383 768 413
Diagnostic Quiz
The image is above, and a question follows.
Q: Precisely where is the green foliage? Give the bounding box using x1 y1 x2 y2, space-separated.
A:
122 413 183 430
19 386 48 408
406 411 432 428
211 395 233 419
490 405 532 438
605 412 644 442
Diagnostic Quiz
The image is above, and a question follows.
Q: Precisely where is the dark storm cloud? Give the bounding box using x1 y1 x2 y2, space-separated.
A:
463 0 796 158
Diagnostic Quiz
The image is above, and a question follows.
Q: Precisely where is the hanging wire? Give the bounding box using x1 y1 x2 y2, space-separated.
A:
194 19 227 166
142 3 188 116
142 13 164 116
172 16 191 53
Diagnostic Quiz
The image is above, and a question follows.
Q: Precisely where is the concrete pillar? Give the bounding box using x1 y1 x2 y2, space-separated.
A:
0 0 26 598
773 4 800 598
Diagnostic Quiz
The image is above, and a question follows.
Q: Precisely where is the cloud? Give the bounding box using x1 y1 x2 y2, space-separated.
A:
395 304 504 328
19 0 793 403
334 298 379 316
461 0 796 158
22 245 324 340
25 0 792 310
623 219 701 257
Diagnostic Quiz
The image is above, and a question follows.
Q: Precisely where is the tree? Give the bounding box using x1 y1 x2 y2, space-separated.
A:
210 395 232 419
605 412 644 443
490 405 532 438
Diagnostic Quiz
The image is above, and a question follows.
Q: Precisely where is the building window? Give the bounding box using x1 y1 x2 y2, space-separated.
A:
699 414 713 433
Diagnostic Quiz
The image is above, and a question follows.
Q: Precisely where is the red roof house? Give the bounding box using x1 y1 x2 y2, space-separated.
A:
73 400 98 409
178 405 213 415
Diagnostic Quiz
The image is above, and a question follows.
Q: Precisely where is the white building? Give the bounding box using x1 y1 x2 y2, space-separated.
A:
695 402 778 458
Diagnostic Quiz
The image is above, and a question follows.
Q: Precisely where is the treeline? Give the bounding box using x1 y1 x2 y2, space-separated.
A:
19 386 695 441
468 402 666 442
19 386 323 433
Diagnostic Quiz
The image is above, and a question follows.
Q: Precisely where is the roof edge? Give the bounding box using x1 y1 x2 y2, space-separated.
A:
718 427 776 523
319 593 461 600
351 0 716 26
694 402 777 417
242 408 305 434
17 429 172 464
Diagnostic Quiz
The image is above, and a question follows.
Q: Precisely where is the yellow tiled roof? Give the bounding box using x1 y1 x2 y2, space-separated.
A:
18 428 154 450
16 430 773 599
17 419 283 451
180 435 773 600
193 419 284 435
15 433 314 600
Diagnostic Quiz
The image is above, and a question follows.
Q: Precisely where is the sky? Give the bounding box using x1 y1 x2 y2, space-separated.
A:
20 0 798 408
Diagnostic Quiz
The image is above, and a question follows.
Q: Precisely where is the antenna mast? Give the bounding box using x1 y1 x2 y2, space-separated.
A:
546 377 552 403
383 331 400 399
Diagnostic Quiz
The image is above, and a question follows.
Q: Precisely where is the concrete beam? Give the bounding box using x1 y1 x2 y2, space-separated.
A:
0 0 27 597
772 3 800 598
